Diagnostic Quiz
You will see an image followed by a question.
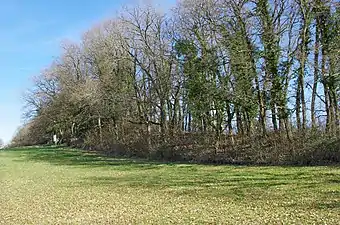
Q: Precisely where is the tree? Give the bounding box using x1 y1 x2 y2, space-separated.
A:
0 139 4 149
15 0 340 164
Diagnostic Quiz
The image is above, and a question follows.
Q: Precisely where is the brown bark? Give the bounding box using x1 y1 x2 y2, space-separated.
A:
296 80 301 130
321 47 330 132
311 19 320 129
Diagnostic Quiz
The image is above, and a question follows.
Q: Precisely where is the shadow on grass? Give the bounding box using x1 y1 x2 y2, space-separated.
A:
72 169 340 209
10 146 340 209
12 146 167 170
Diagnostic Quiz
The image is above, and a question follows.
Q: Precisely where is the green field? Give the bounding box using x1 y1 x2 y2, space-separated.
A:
0 147 339 224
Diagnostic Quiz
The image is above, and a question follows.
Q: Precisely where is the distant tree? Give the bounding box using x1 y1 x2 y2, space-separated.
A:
0 139 4 149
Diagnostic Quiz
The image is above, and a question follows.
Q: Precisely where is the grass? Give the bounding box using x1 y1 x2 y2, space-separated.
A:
0 146 339 224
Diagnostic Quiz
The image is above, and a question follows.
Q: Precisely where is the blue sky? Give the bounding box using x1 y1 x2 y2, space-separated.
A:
0 0 176 144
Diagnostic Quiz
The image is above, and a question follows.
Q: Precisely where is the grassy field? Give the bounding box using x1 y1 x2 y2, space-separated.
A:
0 147 339 224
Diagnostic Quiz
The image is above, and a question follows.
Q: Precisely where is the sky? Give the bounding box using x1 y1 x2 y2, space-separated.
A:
0 0 176 144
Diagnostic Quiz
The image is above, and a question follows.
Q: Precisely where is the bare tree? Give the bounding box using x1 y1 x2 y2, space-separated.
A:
0 139 4 149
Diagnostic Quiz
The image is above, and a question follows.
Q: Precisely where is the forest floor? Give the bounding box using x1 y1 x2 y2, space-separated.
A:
0 146 339 224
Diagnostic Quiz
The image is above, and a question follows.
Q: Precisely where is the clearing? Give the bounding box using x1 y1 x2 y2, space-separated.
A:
0 147 339 224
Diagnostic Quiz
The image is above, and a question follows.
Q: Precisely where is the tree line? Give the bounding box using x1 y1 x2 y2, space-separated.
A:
12 0 340 164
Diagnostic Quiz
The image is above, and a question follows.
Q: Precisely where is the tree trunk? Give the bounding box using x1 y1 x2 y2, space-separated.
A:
301 75 307 130
188 112 192 132
321 47 330 132
296 80 301 130
311 20 320 129
160 99 166 139
255 75 266 135
98 117 102 146
226 104 233 134
331 90 339 135
236 107 244 136
328 89 335 134
147 121 151 149
271 102 278 131
299 26 308 131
